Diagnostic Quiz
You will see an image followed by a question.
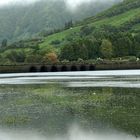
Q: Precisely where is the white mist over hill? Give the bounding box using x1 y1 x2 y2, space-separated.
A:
0 125 139 140
0 0 40 6
65 0 121 9
0 0 122 8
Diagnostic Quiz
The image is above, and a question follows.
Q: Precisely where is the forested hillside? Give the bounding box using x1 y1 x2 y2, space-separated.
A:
0 0 120 42
80 0 140 31
0 0 140 65
38 0 140 61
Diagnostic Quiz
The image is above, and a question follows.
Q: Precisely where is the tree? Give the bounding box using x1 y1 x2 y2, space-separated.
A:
44 52 58 63
1 39 7 48
25 54 43 63
84 37 101 59
114 35 133 57
60 45 74 61
100 39 113 59
80 25 94 36
60 40 88 61
65 20 73 29
4 50 26 63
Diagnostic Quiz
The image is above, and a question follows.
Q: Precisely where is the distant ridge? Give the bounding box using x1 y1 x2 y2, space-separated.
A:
0 0 121 42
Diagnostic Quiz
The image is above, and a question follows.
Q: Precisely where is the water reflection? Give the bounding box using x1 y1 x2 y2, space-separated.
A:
0 70 140 139
0 70 140 88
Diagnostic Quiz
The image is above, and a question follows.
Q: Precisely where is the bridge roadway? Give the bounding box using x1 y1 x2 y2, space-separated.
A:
0 62 140 73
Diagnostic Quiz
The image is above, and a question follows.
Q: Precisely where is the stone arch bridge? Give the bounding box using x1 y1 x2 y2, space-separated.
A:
0 62 140 73
0 64 96 73
29 64 96 72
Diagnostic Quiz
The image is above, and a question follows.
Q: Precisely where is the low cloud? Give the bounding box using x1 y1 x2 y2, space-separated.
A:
0 125 139 140
0 0 40 6
65 0 118 9
0 0 122 7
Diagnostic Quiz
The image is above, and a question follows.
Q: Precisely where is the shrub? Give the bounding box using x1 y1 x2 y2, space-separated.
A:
51 40 61 45
96 58 104 64
128 56 137 62
43 52 58 64
78 58 84 63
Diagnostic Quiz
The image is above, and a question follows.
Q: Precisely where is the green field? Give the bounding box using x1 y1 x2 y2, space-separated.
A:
91 7 140 26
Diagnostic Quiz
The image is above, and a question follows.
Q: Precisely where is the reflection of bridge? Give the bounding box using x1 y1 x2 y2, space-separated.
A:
0 62 140 73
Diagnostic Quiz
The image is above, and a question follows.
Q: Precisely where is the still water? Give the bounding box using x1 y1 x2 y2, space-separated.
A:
0 70 140 140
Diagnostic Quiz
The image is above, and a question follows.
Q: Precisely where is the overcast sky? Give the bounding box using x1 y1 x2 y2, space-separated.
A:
0 0 118 8
0 0 39 6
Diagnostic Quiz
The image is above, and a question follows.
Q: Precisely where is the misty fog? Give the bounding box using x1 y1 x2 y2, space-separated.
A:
0 0 123 8
0 125 139 140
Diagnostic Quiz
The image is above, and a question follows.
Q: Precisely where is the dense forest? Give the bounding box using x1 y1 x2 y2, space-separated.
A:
0 0 140 65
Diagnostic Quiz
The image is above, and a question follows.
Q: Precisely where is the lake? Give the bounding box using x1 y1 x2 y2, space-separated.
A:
0 70 140 140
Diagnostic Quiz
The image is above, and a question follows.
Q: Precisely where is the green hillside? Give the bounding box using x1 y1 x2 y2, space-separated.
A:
39 0 140 51
0 0 140 64
81 0 140 31
0 0 120 42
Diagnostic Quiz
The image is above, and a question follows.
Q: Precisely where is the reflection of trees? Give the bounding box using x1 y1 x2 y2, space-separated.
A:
104 88 140 136
70 87 140 136
0 85 139 136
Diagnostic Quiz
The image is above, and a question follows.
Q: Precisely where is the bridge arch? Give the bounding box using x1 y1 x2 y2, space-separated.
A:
89 65 95 71
51 65 58 72
29 66 37 72
40 66 48 72
80 65 87 71
61 65 68 72
71 65 78 71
